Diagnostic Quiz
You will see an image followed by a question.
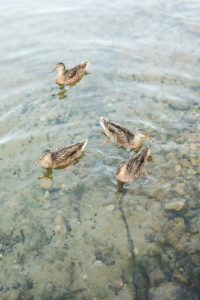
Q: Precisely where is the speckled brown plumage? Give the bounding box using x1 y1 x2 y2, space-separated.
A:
115 146 150 182
38 140 87 169
100 117 152 149
53 61 88 85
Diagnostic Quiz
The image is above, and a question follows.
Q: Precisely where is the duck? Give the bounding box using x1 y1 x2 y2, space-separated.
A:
52 61 88 85
100 117 152 149
38 140 88 169
115 146 150 183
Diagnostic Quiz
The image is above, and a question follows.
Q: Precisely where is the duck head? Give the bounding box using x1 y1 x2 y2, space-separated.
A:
135 129 152 143
52 62 66 73
38 149 53 168
115 160 129 182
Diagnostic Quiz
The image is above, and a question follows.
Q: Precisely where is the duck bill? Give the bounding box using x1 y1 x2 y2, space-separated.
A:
144 136 152 143
36 160 41 166
51 68 56 73
36 157 44 166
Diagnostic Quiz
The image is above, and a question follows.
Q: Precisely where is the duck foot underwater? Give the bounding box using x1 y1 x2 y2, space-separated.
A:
99 138 110 146
64 161 78 171
100 117 152 149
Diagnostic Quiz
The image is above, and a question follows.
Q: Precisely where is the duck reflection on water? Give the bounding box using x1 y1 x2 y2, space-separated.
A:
52 85 67 100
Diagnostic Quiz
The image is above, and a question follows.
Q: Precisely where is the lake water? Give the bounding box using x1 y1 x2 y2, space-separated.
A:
0 0 200 299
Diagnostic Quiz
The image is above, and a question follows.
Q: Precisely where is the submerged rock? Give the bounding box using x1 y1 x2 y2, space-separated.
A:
149 269 165 287
164 199 185 211
54 215 63 225
55 225 62 234
197 165 200 174
187 168 196 175
168 102 188 111
134 248 139 256
189 215 200 233
39 178 52 189
175 165 181 172
94 260 104 267
44 191 50 198
175 183 185 196
174 273 188 285
164 217 186 244
108 279 124 294
105 204 115 212
190 143 197 151
148 282 194 300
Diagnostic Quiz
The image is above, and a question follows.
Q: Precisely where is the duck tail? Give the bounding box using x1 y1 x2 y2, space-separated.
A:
100 117 108 130
81 139 88 151
144 146 150 156
133 146 150 160
82 61 89 69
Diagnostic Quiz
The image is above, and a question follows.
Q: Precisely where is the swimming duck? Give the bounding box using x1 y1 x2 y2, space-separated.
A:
52 61 88 85
115 146 150 183
100 117 152 149
38 140 87 169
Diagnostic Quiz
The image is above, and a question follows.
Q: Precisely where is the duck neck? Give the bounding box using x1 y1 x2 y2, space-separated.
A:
133 135 142 148
59 69 65 75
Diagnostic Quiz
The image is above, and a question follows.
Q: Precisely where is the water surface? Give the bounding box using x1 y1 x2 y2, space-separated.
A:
0 0 200 299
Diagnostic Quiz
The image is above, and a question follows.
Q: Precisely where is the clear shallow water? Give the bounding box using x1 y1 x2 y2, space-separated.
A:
0 0 200 299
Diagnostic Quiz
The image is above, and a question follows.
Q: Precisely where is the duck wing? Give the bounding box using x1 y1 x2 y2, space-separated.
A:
100 117 134 144
65 61 88 78
127 147 149 176
52 140 87 165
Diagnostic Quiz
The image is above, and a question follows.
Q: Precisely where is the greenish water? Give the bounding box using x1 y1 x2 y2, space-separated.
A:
0 0 200 299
